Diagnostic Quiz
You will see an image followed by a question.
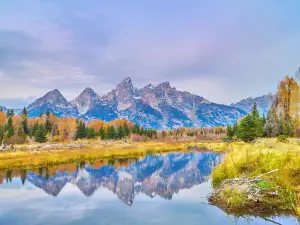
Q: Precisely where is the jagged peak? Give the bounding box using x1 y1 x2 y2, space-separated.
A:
142 84 155 90
119 77 132 85
79 87 97 96
43 89 65 99
116 77 134 92
157 81 171 90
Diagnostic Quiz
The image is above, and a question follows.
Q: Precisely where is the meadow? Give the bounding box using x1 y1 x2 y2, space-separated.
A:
206 138 300 216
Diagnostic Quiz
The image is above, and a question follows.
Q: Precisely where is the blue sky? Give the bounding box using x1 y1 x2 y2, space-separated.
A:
0 0 300 108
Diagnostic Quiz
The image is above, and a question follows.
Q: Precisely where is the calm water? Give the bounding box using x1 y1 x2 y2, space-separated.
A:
0 152 298 225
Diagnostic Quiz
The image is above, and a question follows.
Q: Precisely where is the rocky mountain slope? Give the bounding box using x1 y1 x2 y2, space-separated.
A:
27 89 79 117
231 94 275 116
26 78 246 128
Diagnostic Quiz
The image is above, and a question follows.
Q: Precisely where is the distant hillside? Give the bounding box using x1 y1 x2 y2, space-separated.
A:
231 94 275 117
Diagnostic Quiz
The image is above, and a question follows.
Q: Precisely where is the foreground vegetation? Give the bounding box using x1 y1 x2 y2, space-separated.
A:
0 136 299 218
0 141 196 169
205 138 300 217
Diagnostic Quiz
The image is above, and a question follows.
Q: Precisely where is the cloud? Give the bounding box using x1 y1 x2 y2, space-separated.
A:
0 0 300 107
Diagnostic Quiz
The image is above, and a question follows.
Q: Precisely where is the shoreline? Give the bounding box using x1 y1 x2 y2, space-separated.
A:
208 138 300 217
0 141 215 170
1 138 299 217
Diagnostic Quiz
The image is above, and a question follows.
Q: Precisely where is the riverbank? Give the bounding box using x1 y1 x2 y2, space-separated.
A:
1 138 299 217
0 140 214 169
206 138 300 217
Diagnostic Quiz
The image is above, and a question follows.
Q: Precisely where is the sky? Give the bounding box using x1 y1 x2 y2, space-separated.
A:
0 0 300 108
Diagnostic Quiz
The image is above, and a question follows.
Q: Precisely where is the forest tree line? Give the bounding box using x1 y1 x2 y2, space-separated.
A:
0 109 158 144
226 74 300 142
0 108 227 144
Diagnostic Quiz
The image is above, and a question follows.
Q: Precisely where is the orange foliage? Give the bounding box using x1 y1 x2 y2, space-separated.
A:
0 111 5 125
58 117 77 141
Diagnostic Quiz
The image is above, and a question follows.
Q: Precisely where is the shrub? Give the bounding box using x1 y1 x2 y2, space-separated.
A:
277 135 289 143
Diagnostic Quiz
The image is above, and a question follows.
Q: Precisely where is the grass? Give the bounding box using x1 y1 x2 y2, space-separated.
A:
221 187 247 207
0 141 197 170
207 138 300 216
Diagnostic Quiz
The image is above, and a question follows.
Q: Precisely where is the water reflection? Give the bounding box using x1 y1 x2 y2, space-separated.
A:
1 152 221 206
0 152 298 225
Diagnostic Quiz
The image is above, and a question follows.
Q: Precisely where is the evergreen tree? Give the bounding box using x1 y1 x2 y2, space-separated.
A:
132 124 140 134
5 116 14 137
252 103 264 137
117 125 125 139
232 123 238 137
21 107 29 135
98 127 106 140
31 123 39 137
87 128 97 139
226 126 234 139
106 125 117 140
237 114 257 142
123 123 130 136
76 121 87 139
45 117 52 133
22 107 28 117
35 124 47 143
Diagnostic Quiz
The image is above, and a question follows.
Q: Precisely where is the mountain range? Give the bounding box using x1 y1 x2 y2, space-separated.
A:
3 78 274 129
231 94 275 117
25 152 221 205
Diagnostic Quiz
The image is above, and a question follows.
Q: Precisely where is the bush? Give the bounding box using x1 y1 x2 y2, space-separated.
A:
277 135 289 143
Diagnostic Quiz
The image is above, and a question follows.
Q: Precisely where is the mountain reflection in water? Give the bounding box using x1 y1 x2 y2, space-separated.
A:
16 152 221 206
0 152 298 225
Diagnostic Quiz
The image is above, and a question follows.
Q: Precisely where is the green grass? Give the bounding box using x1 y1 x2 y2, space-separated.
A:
256 180 275 189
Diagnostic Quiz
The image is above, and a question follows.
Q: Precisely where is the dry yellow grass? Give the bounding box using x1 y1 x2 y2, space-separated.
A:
208 138 300 216
0 141 189 169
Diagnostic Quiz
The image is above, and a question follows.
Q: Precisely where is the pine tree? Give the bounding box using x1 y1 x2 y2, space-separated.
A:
232 123 238 137
76 121 87 139
237 114 257 142
132 124 140 134
117 125 125 139
98 127 106 140
106 125 117 140
21 107 29 135
226 126 234 139
31 123 39 137
22 107 28 117
45 117 52 133
35 124 47 143
5 116 14 137
252 103 264 137
123 123 130 137
87 128 97 139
